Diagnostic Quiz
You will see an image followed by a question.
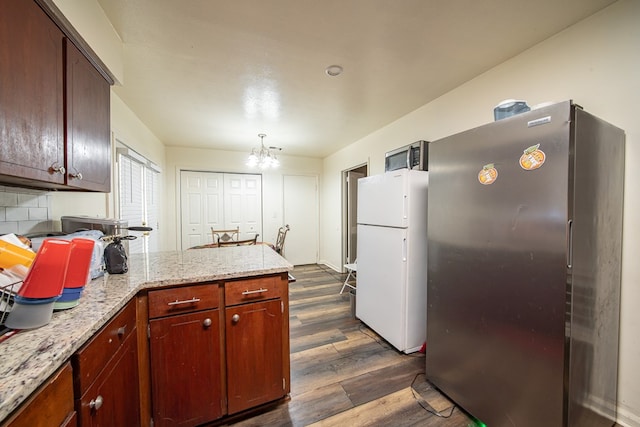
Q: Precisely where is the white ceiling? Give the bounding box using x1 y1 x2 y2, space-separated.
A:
97 0 616 158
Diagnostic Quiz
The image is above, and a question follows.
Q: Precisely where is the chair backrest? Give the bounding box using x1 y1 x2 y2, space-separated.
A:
217 234 259 247
274 224 290 255
211 227 239 244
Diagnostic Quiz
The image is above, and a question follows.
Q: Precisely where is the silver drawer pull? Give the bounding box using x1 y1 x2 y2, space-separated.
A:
167 297 201 306
242 288 268 295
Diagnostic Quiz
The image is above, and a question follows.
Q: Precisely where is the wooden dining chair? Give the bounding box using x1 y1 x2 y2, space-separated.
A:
217 234 259 247
274 224 290 256
211 227 239 244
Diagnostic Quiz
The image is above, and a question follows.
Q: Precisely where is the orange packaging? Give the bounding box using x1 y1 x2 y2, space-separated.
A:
0 240 36 269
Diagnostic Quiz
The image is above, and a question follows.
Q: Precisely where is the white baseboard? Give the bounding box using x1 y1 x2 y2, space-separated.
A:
318 260 340 272
616 404 640 427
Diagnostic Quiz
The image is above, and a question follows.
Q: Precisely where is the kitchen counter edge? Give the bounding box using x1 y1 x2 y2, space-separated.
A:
0 245 293 421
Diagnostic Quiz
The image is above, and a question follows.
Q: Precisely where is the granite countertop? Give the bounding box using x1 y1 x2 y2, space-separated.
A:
0 245 292 422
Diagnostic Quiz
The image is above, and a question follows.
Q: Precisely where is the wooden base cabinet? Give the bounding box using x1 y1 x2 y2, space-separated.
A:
225 299 284 414
145 273 290 426
73 300 139 427
149 310 224 427
75 333 139 426
1 362 76 427
147 284 224 427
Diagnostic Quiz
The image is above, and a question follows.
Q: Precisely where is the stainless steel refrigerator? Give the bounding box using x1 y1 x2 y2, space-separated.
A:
426 101 624 426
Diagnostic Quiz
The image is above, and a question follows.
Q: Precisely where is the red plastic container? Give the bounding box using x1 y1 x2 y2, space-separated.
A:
18 239 71 300
63 238 95 289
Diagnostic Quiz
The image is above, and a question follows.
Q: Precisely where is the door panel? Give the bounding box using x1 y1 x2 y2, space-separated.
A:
180 171 224 249
226 300 283 414
283 175 318 265
224 174 262 239
150 309 223 426
356 224 407 351
181 171 262 248
346 170 365 264
357 169 408 227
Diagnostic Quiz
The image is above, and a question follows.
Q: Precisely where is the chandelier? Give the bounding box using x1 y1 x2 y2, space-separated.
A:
246 133 280 169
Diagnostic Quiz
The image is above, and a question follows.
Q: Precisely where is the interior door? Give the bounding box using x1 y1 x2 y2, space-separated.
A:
223 174 262 240
346 170 365 264
180 171 224 249
283 175 318 265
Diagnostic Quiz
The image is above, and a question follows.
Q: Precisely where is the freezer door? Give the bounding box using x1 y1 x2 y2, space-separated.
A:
356 224 408 351
427 101 572 426
357 170 408 227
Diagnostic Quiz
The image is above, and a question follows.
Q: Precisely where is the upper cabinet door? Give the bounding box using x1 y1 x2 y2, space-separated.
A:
0 0 65 185
65 39 111 192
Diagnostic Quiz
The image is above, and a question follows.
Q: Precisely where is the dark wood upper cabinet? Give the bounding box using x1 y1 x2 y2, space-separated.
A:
0 0 65 186
65 39 111 192
0 0 111 192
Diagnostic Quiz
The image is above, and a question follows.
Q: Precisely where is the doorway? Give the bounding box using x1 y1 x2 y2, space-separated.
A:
342 164 368 267
283 174 319 265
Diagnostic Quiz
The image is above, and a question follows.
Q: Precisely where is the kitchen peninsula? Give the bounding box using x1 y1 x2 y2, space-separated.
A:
0 245 293 426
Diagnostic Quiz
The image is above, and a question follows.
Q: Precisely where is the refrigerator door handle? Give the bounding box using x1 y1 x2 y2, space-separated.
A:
566 219 573 269
403 195 408 219
402 237 407 262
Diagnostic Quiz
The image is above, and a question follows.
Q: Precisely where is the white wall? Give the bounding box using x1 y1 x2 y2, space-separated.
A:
51 0 124 83
321 0 640 424
164 146 322 252
51 93 166 241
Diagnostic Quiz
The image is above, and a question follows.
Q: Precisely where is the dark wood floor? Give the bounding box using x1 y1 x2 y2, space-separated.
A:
225 264 474 427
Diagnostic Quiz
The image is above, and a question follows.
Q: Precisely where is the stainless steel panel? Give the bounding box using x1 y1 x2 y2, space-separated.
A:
427 102 572 426
568 108 624 426
61 215 128 236
426 101 623 427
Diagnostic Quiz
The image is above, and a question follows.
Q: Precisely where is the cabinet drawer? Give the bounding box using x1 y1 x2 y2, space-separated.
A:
148 284 219 319
73 300 136 394
225 276 283 306
3 362 74 427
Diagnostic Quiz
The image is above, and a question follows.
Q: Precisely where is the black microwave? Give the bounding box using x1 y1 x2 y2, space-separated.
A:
384 140 428 172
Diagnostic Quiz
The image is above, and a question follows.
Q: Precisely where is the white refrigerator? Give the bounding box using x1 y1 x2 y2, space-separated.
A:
356 168 429 353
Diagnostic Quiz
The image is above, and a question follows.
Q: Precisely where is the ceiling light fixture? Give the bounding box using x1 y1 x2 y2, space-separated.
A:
246 133 281 169
325 65 343 77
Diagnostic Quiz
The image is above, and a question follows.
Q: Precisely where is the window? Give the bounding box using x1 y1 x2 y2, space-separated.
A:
117 145 161 254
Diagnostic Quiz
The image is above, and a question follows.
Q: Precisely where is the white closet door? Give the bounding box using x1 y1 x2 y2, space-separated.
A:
283 175 318 265
224 173 262 240
180 171 224 249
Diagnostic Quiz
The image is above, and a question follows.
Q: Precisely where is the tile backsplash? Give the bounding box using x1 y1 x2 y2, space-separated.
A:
0 186 55 236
